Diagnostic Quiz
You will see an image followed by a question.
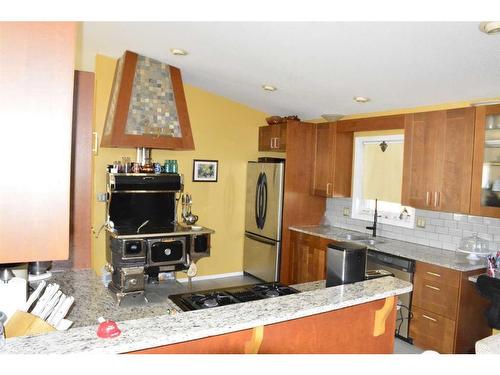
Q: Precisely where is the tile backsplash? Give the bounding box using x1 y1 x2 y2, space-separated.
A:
324 198 500 252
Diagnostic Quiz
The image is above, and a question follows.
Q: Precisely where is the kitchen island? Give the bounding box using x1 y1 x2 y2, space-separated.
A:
0 270 411 354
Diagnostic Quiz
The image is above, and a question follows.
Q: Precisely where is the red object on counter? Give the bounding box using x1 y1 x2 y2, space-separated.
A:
96 317 121 338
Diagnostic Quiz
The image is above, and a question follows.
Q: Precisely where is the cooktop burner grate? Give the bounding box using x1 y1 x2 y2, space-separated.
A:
169 282 300 311
188 292 238 310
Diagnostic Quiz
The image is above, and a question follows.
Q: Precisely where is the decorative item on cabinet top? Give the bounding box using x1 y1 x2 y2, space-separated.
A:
265 115 300 125
101 50 194 150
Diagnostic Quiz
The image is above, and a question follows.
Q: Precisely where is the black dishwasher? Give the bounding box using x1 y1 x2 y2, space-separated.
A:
367 250 415 343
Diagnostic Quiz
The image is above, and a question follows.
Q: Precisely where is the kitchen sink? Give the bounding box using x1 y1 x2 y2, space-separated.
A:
339 233 371 241
357 238 385 246
337 233 385 246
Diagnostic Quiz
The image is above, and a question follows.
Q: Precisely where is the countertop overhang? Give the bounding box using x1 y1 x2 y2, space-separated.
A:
1 276 411 354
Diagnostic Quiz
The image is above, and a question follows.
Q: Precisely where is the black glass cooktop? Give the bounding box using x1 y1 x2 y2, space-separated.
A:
169 282 300 311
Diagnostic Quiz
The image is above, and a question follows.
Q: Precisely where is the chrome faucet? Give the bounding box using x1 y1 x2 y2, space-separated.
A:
366 198 379 237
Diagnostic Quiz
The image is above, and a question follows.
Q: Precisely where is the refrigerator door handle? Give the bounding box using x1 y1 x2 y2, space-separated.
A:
255 173 262 228
245 233 277 246
260 173 268 229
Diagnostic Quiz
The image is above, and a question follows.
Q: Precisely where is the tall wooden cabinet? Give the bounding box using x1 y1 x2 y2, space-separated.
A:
401 108 475 214
311 123 353 198
257 121 326 284
0 22 76 262
470 104 500 217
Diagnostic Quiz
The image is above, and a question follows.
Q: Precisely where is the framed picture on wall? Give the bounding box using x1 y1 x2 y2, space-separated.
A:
193 160 218 182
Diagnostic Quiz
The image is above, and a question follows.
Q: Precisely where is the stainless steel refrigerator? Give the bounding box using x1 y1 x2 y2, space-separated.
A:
243 160 285 282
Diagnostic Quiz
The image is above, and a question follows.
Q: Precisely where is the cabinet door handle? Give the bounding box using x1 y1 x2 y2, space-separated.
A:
434 191 440 207
426 271 441 277
425 284 441 291
426 191 431 206
422 314 437 322
326 183 332 196
270 138 275 149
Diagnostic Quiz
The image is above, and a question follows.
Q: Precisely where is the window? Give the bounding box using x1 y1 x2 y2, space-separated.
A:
351 132 415 229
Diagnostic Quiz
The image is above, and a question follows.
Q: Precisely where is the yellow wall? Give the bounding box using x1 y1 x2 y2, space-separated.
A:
91 55 269 276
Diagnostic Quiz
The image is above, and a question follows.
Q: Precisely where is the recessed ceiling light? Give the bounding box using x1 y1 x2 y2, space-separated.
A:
262 85 277 92
479 21 500 35
353 96 370 103
170 48 188 56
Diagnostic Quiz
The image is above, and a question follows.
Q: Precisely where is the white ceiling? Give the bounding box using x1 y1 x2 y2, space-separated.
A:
80 22 500 119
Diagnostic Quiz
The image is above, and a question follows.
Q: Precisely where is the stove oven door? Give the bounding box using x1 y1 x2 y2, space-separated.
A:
147 237 186 266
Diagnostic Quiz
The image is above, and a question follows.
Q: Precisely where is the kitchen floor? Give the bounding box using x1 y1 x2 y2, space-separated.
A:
393 338 424 354
116 274 262 307
178 274 261 291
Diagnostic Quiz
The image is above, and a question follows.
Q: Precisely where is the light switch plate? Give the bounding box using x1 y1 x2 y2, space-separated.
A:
416 218 426 228
97 192 107 202
343 207 350 216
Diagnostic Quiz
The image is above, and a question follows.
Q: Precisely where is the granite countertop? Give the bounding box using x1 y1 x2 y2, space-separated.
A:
290 225 486 272
476 333 500 354
0 270 411 354
44 270 183 328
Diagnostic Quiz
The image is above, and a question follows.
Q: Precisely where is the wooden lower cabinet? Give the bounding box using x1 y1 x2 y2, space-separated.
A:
412 272 459 319
410 306 456 353
289 231 332 284
128 297 396 354
410 261 491 353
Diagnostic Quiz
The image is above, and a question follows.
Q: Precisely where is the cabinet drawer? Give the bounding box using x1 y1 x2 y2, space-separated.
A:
412 272 459 319
415 261 460 288
410 306 456 354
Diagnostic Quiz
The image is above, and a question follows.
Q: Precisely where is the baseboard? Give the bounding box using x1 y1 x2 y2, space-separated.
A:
177 271 244 283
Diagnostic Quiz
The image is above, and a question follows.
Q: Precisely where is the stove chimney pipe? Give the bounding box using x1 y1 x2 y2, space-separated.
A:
136 147 152 166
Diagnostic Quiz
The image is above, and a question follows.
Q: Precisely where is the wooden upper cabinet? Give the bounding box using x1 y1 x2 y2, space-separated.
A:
311 123 353 198
0 23 76 262
436 108 475 213
101 50 194 150
258 123 287 151
258 125 275 151
402 108 475 213
470 104 500 217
